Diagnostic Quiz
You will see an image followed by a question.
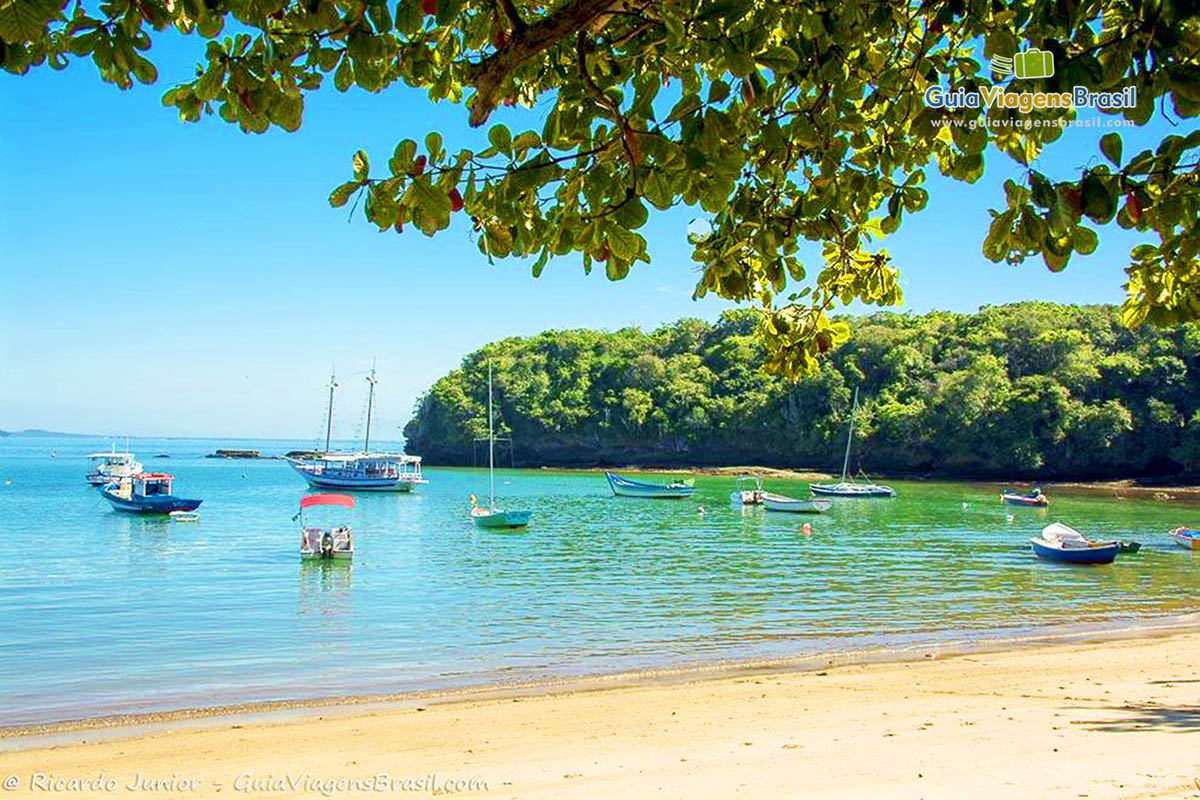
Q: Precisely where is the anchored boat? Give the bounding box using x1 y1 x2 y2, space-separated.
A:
762 493 832 514
606 472 695 499
85 448 143 486
1030 523 1119 565
1001 488 1049 506
288 452 425 492
99 473 202 514
470 361 532 529
730 475 764 505
287 366 428 492
299 493 354 561
1170 527 1200 550
809 388 895 498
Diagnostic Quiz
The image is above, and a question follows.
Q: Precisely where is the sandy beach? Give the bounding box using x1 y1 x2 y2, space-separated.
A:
4 630 1199 799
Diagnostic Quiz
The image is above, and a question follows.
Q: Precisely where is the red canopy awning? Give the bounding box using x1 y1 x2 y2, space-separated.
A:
299 493 356 509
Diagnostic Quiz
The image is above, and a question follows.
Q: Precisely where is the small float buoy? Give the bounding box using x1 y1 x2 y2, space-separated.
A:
697 505 705 515
962 502 969 509
1006 514 1014 523
802 522 812 536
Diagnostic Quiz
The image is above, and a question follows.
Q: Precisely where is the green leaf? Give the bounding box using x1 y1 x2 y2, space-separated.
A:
606 227 642 261
390 139 417 174
0 0 59 43
394 0 423 34
353 150 370 180
1099 133 1122 167
1080 172 1117 223
1072 226 1098 255
756 45 799 73
329 181 360 208
487 124 512 156
410 176 452 230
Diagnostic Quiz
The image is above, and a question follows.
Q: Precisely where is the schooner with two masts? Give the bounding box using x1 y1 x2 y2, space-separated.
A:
286 364 427 492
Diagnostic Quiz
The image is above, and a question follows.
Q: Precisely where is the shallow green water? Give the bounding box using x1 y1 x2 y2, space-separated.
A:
2 436 1198 726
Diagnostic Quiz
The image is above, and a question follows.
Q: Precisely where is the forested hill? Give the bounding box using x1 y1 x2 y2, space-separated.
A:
403 303 1200 480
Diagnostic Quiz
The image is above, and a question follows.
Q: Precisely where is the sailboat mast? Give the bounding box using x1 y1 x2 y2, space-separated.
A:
840 387 858 482
364 362 377 453
323 370 337 454
488 361 495 509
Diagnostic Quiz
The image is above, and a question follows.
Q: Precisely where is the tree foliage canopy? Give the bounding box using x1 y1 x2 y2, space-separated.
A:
404 303 1200 479
5 0 1199 375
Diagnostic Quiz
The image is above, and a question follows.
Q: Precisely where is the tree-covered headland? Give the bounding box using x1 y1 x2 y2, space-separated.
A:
404 303 1200 479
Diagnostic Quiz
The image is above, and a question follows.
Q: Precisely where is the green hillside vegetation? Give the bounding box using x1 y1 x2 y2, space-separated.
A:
403 302 1200 479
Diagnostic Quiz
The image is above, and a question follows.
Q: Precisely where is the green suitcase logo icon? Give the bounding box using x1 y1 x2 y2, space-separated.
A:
1013 49 1054 79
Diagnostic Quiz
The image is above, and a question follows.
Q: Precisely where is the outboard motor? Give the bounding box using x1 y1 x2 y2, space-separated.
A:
321 531 334 558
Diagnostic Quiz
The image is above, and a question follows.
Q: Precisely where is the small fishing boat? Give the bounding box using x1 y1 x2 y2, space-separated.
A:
99 473 202 514
1001 488 1049 506
730 476 764 505
168 510 200 523
1030 523 1119 564
606 472 696 499
85 449 143 486
299 493 354 560
1169 527 1200 550
762 493 832 514
470 362 532 529
809 388 895 498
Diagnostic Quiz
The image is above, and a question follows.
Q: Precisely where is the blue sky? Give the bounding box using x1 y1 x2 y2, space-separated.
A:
0 33 1174 439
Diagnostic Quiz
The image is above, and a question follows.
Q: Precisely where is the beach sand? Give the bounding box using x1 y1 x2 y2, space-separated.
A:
4 631 1199 799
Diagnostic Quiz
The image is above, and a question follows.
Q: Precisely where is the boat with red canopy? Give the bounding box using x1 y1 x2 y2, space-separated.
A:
299 493 355 561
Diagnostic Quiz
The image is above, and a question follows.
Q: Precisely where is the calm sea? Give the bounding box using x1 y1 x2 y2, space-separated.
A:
1 435 1197 726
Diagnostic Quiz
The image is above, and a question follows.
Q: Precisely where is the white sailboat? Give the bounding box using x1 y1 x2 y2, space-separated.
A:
809 387 895 498
286 365 427 492
470 362 531 528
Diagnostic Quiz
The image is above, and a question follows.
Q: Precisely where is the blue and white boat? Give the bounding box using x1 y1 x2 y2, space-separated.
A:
1030 523 1119 565
99 473 202 514
809 387 895 498
85 448 142 486
287 366 428 493
762 492 832 513
287 452 426 492
606 472 695 499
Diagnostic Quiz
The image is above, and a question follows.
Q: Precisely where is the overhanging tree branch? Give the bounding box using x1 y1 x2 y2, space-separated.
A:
466 0 623 126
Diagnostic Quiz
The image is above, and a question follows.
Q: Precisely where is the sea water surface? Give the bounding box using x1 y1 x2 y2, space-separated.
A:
2 436 1198 727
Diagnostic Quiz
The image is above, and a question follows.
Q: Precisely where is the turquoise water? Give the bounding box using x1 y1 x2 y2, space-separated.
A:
2 436 1198 727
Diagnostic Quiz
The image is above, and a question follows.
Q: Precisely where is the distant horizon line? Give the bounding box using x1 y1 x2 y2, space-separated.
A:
0 428 407 443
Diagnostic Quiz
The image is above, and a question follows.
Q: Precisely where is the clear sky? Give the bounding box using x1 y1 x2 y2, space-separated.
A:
0 33 1175 439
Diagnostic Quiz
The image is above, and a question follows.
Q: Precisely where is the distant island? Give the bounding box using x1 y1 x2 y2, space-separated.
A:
404 302 1200 482
0 428 91 438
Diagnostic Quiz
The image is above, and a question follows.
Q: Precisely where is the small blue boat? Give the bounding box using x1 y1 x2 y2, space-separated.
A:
606 471 695 499
1030 524 1118 565
100 473 202 514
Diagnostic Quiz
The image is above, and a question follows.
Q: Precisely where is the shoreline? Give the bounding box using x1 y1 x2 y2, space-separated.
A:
4 625 1199 799
445 463 1200 500
5 611 1198 745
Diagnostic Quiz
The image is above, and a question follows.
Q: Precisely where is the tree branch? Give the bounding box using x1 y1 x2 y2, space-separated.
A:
495 0 526 34
466 0 623 127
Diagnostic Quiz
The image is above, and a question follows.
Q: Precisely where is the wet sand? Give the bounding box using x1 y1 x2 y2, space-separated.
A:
3 629 1199 798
